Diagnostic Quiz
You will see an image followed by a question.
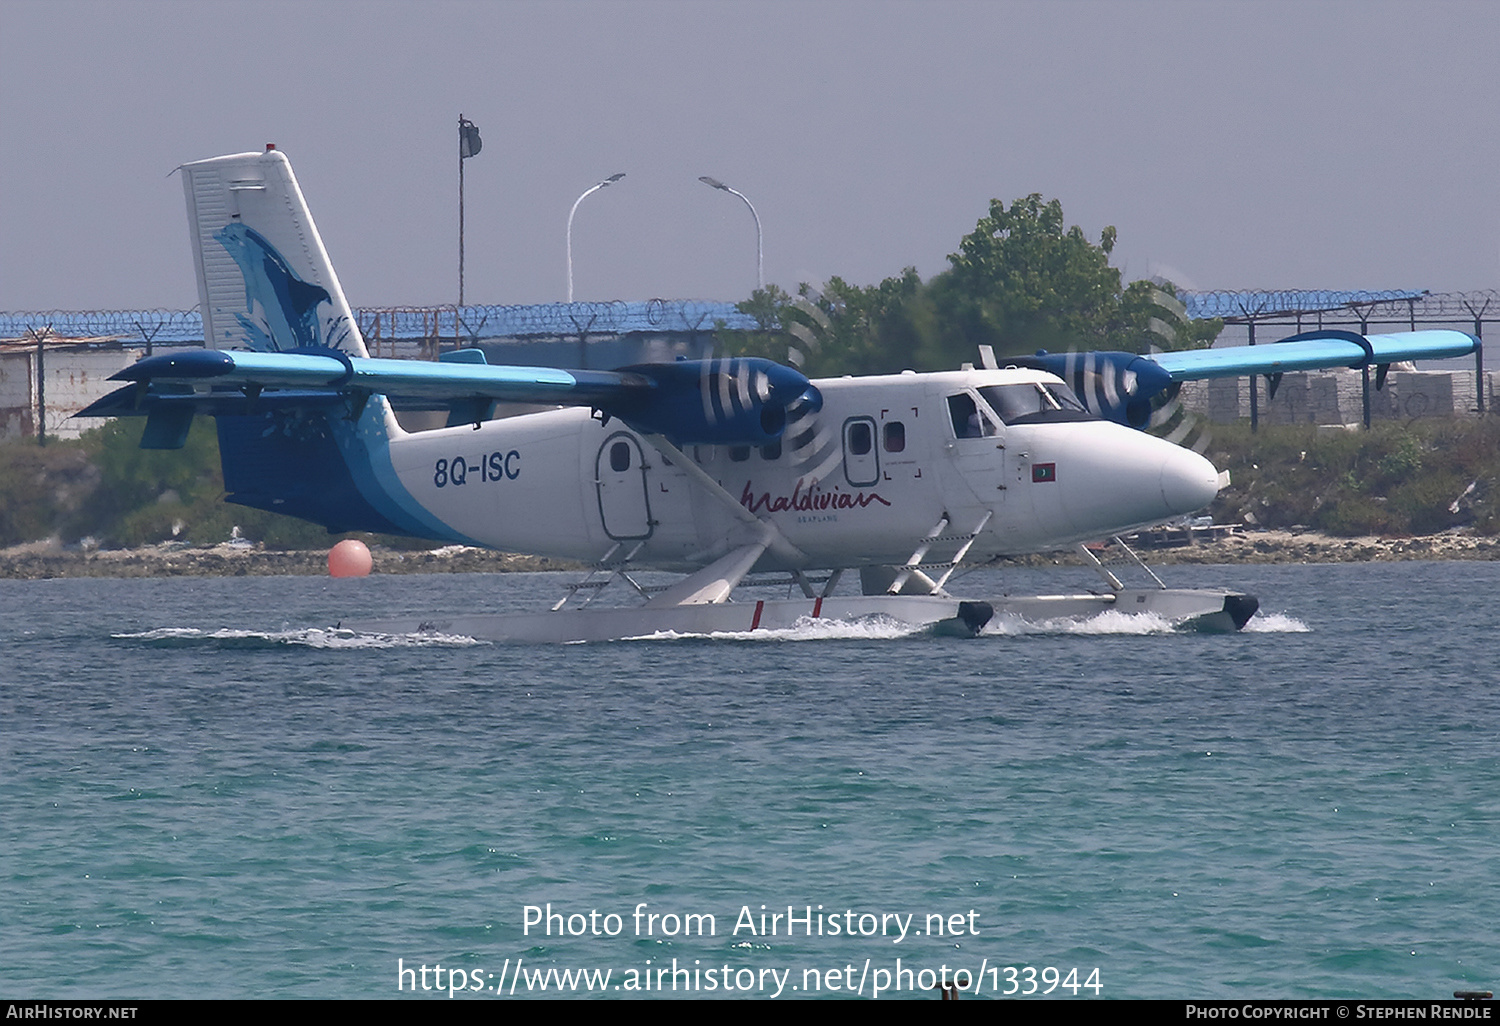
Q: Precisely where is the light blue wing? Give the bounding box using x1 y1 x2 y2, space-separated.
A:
1150 329 1479 381
1023 329 1480 427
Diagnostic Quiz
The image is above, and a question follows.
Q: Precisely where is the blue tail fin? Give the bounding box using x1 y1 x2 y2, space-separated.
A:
180 148 369 357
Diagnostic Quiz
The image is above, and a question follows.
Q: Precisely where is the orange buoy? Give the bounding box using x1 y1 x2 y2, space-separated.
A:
328 538 373 578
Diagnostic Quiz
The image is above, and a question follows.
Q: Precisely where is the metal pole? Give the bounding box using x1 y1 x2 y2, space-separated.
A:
699 177 763 290
458 114 466 307
1474 315 1486 413
1359 313 1372 429
1362 366 1372 429
1247 319 1258 433
567 174 625 303
33 329 47 446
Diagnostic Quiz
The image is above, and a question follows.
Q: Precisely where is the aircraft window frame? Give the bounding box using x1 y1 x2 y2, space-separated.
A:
947 392 1002 439
609 440 632 473
841 415 881 487
977 383 1093 426
846 420 874 456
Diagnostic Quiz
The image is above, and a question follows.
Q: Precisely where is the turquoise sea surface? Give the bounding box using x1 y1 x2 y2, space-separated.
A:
2 562 1496 999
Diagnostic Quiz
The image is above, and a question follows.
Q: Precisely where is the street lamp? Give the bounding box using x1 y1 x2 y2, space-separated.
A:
567 173 626 303
699 176 763 290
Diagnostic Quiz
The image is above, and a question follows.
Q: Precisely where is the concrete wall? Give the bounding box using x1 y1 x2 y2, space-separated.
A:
0 346 142 441
1176 368 1491 426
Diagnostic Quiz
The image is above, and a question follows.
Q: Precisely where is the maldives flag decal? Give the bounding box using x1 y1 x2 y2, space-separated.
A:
1032 462 1056 483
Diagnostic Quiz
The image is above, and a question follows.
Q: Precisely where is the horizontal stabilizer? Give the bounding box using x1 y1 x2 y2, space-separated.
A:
110 347 648 405
78 384 346 421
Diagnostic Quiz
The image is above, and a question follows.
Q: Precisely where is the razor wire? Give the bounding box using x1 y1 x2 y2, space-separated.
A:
0 308 207 346
1179 289 1500 331
0 300 760 350
7 293 1500 353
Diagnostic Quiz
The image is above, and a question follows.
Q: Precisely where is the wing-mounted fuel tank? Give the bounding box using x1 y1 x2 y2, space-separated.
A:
600 357 822 446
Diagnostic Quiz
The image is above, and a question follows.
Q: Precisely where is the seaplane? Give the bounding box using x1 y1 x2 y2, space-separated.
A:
80 148 1482 642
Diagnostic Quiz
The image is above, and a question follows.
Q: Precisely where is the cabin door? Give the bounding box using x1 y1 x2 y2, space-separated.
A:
595 433 654 540
941 390 1015 514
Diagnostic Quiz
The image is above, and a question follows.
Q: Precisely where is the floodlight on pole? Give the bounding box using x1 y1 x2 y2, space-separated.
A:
699 176 763 290
566 173 626 303
457 115 482 307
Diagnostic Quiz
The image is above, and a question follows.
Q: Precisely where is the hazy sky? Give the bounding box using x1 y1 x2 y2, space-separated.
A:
4 0 1498 312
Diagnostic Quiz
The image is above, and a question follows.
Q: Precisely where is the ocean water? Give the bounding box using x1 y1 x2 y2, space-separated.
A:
1 561 1497 1000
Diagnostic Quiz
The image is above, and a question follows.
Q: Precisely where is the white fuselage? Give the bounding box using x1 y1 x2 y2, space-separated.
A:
381 368 1221 572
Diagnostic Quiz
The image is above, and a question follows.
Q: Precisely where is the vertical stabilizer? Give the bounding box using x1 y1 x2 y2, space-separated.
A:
180 149 369 358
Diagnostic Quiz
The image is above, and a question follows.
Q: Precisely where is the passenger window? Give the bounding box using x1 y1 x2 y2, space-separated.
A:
729 445 750 462
609 441 631 472
847 420 873 456
760 440 781 461
884 421 905 453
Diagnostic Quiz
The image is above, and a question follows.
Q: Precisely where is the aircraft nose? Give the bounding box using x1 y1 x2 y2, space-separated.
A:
1159 446 1221 516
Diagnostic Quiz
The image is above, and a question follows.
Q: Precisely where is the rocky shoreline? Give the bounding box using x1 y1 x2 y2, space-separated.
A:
3 528 1498 581
1102 527 1500 565
0 542 575 580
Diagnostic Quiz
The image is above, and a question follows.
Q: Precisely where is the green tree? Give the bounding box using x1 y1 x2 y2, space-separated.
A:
798 271 935 376
929 194 1125 362
717 192 1220 375
723 273 937 376
0 437 98 546
718 284 799 364
0 418 421 550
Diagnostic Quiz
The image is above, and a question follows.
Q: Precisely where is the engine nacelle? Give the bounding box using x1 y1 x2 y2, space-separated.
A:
602 358 820 445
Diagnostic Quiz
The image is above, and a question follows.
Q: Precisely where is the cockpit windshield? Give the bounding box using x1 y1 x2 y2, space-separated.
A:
978 383 1093 426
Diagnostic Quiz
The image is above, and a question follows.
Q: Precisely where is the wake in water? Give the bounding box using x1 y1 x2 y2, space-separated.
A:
624 608 1312 642
113 610 1309 648
984 609 1180 636
984 608 1310 637
113 627 487 649
1240 612 1310 633
621 615 928 643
